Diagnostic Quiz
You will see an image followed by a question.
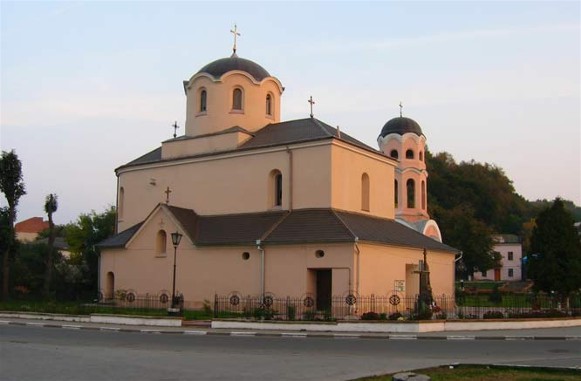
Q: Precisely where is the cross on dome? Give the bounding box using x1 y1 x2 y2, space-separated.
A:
230 24 241 56
399 101 403 117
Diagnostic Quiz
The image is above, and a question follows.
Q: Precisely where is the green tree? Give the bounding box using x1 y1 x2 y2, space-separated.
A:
528 199 581 302
43 193 58 298
65 206 116 297
0 150 26 299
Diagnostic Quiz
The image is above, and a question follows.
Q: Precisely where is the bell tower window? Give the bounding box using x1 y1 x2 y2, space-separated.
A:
406 149 414 159
200 89 207 112
390 149 399 159
394 180 398 208
406 179 415 208
233 88 243 110
266 94 273 116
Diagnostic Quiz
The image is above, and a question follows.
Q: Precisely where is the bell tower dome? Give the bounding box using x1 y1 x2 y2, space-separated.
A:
377 112 429 223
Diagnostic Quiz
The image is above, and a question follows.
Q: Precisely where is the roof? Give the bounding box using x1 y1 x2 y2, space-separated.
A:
240 118 377 152
100 207 457 253
493 234 521 244
15 217 48 234
379 116 423 138
118 118 381 171
196 55 271 81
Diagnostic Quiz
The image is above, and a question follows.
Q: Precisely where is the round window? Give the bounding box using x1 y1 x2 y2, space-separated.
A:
315 250 325 258
242 252 250 260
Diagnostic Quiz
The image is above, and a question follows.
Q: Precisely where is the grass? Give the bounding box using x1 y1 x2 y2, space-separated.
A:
356 365 581 381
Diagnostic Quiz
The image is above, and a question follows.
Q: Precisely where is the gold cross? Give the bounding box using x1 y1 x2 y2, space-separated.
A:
308 96 315 118
230 24 241 54
399 101 403 117
164 186 172 204
172 121 180 139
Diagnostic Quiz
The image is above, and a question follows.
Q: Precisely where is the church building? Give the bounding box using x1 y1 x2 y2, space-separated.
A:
98 32 457 310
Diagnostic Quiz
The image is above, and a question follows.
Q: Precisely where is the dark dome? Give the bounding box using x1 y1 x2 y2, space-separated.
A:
379 116 423 137
197 55 270 81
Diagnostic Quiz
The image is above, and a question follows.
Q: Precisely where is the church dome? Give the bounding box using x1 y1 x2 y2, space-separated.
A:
197 55 271 81
379 116 423 137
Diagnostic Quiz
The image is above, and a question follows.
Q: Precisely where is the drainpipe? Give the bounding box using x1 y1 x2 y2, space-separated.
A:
256 239 265 298
354 237 360 294
286 146 293 211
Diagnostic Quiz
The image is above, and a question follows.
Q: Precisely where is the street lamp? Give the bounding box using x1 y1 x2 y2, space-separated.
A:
170 231 183 312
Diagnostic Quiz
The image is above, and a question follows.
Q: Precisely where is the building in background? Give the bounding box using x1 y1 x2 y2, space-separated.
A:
473 234 523 281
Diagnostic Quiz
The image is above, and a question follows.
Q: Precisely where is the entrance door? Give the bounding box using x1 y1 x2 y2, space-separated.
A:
494 268 501 281
316 270 332 311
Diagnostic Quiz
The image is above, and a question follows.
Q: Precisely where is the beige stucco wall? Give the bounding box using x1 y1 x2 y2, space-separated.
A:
184 72 283 137
330 142 396 219
161 130 253 159
357 242 455 298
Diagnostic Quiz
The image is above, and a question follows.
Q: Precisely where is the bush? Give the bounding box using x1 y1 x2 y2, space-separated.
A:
388 312 403 320
287 304 296 321
488 285 503 304
508 309 568 319
361 311 380 320
483 311 504 319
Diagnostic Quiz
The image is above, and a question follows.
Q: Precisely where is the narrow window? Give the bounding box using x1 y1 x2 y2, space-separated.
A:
233 88 243 110
361 173 370 211
156 230 167 255
481 271 487 277
406 179 415 208
266 94 272 116
275 173 282 206
419 151 424 161
406 149 414 159
394 179 398 208
118 187 125 219
508 269 514 277
390 149 399 159
508 252 513 261
200 89 207 112
421 180 426 210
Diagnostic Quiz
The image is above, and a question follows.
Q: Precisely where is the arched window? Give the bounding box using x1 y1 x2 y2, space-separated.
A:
269 170 283 207
406 149 414 159
419 151 424 161
406 179 415 208
200 89 207 112
118 187 124 219
361 173 370 211
394 179 398 208
266 94 273 116
390 149 399 159
421 180 426 210
156 230 167 255
232 88 243 110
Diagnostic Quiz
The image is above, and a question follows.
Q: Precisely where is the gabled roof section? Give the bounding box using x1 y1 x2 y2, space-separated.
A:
240 118 377 153
264 209 355 244
97 222 143 248
124 147 162 167
335 211 456 252
196 210 288 246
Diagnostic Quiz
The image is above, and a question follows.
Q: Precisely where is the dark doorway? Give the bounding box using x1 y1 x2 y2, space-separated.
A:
316 269 332 311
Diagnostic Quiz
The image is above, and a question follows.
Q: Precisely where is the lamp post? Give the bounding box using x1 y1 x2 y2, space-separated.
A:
170 231 183 313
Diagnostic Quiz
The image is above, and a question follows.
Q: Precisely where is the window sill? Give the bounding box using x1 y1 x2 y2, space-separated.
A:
230 109 244 114
155 254 167 258
196 111 207 117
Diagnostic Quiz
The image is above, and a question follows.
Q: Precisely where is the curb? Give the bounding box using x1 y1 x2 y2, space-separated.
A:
2 320 579 341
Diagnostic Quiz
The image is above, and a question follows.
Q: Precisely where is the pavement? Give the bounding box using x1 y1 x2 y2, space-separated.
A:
2 315 580 341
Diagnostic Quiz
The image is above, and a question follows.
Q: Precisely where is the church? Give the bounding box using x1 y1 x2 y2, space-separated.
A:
98 31 457 310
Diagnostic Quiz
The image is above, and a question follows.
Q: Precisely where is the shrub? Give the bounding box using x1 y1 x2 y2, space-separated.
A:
488 285 503 304
483 311 504 319
388 312 403 320
361 311 380 320
379 313 387 320
287 304 296 321
302 310 316 320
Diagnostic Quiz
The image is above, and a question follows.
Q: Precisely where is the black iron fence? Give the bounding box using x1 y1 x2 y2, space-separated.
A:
213 293 581 321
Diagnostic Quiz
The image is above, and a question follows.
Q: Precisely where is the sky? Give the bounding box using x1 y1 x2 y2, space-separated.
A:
1 1 580 225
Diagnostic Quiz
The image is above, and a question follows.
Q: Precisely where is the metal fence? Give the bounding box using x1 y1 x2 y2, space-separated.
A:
93 291 173 312
213 293 581 321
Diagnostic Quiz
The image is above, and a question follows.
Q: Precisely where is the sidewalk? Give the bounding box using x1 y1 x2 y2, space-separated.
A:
2 315 580 341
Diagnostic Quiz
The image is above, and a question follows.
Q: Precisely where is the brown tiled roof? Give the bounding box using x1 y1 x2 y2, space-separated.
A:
119 118 380 170
99 207 456 253
15 217 48 233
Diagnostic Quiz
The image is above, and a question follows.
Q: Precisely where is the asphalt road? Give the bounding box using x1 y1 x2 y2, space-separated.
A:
1 325 580 381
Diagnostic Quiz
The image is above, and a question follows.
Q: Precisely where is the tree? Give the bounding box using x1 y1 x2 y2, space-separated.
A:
528 199 581 302
65 206 116 298
431 203 498 279
43 193 58 298
0 150 26 299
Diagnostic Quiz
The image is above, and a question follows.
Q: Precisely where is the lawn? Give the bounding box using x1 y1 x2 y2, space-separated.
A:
356 365 581 381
